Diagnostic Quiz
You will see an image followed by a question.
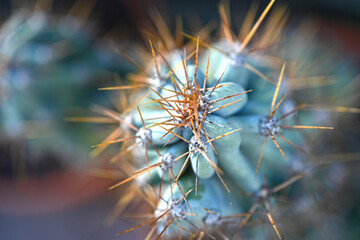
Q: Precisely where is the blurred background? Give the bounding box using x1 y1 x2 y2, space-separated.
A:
0 0 359 239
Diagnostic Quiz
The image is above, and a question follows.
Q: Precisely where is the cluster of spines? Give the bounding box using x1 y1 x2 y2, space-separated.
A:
81 0 360 239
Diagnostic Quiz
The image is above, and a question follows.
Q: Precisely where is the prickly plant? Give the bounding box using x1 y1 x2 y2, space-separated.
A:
88 1 360 239
0 2 126 176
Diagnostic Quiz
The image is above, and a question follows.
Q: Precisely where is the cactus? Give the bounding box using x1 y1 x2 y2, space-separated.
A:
0 3 129 176
86 1 360 239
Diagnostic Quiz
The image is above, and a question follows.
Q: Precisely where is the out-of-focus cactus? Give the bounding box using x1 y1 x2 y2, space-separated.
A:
0 4 130 176
87 1 360 239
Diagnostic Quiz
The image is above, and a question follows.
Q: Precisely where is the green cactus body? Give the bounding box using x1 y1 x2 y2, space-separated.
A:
90 2 360 239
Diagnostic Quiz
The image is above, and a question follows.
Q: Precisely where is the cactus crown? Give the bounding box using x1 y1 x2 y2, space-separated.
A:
85 1 359 239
